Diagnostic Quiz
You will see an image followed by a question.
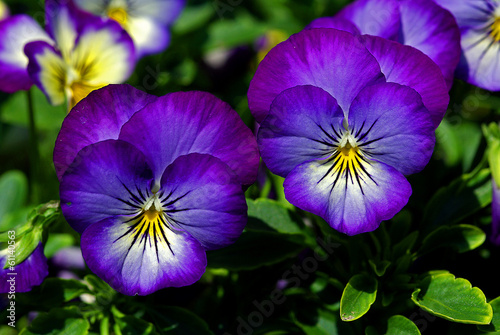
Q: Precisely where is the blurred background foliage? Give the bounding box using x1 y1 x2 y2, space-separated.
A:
1 0 500 334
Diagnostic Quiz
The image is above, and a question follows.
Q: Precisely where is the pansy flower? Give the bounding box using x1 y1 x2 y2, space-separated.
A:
0 243 48 293
249 29 447 235
432 0 500 90
307 0 461 90
0 0 135 109
74 0 185 57
55 84 259 295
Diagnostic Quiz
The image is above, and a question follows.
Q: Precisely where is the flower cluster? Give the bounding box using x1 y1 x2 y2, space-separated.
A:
55 85 259 295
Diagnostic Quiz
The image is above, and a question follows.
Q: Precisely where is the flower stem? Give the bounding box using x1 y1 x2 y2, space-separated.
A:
27 89 41 203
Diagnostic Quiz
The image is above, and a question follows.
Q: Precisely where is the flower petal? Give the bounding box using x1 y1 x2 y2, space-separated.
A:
348 83 436 175
159 153 247 250
457 28 500 90
0 15 51 93
398 0 461 90
359 35 449 128
126 0 186 26
0 243 48 293
72 19 136 85
247 28 385 123
81 216 206 295
53 84 157 180
60 139 154 234
258 85 344 177
335 0 401 40
284 157 411 235
126 15 170 57
433 0 494 28
118 91 259 186
24 41 67 105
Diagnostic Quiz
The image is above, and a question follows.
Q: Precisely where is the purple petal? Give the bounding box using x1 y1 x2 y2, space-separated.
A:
433 0 495 28
0 15 51 93
306 16 361 35
284 157 411 235
126 16 170 57
335 0 401 40
118 91 259 186
0 243 48 293
159 153 247 250
399 0 461 90
60 140 154 234
247 28 385 123
53 84 157 180
126 0 186 26
348 83 436 175
258 85 345 177
491 179 500 246
24 41 66 105
359 35 449 128
81 217 206 296
456 28 500 91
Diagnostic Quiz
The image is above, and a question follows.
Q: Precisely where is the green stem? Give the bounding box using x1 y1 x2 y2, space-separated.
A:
27 89 41 204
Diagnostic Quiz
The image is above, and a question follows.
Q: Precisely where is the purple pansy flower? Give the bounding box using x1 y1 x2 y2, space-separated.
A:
432 0 500 90
55 84 259 295
307 0 461 90
0 243 48 293
0 0 135 109
249 29 445 235
73 0 185 58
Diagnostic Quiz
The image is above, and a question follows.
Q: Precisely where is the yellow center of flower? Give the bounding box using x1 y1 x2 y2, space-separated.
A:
491 17 500 42
334 143 364 175
107 7 128 26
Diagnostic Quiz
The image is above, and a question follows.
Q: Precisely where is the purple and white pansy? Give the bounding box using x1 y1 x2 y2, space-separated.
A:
433 0 500 91
73 0 186 58
249 28 447 235
0 0 135 109
55 84 259 295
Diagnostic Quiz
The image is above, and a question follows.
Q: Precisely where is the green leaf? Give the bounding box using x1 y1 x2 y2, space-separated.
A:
37 278 90 307
0 170 28 222
44 233 76 258
422 168 491 228
114 315 158 335
19 306 89 335
246 198 304 235
204 12 267 51
0 88 66 131
478 296 500 332
207 231 305 271
340 274 378 322
411 273 493 324
418 224 486 256
295 308 339 335
9 222 43 268
483 122 500 188
172 2 215 35
148 306 214 335
385 315 420 335
368 260 391 277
